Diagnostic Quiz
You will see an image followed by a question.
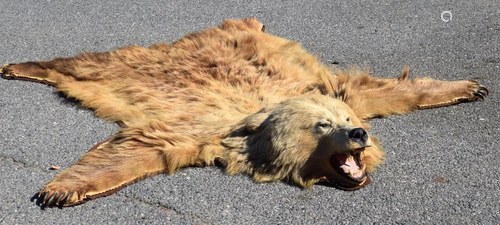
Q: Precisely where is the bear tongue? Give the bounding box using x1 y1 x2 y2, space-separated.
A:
336 153 365 179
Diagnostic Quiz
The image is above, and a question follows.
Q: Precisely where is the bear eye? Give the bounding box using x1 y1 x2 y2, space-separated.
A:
319 122 331 128
346 117 351 122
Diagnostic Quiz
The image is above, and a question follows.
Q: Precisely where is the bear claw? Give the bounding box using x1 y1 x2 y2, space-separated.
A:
0 64 13 79
44 191 58 206
468 80 488 101
40 190 78 207
64 192 75 205
473 85 489 101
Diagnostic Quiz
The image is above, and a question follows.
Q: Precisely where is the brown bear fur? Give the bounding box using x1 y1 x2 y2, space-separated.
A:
0 18 488 207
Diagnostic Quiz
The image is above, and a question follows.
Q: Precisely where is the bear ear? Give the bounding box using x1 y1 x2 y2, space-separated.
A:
243 103 279 133
222 105 274 151
244 111 270 132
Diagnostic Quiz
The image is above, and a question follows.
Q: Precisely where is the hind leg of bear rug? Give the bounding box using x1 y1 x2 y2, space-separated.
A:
39 123 207 207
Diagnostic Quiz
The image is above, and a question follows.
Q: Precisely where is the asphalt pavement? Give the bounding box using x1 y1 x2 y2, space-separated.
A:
0 0 498 224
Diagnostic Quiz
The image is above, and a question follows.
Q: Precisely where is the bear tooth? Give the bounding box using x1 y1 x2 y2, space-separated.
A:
359 177 368 186
346 153 353 161
348 169 361 177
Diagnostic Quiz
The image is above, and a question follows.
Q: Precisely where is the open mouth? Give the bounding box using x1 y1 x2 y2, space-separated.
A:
329 151 370 190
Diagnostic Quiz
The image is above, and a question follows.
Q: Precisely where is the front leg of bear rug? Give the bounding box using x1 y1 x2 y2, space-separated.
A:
345 67 488 120
39 122 203 207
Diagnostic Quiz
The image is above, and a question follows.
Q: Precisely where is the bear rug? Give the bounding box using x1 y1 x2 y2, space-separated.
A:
0 18 488 207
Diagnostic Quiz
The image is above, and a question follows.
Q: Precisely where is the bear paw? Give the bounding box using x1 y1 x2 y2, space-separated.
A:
39 183 86 207
469 80 489 101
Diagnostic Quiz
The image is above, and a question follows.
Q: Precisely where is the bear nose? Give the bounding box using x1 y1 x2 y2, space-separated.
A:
348 128 369 147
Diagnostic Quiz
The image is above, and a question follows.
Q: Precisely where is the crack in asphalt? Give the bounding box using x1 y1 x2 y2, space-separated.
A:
1 154 206 222
0 154 52 175
117 194 209 224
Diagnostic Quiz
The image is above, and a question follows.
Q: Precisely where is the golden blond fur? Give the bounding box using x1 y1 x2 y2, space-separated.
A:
1 18 488 207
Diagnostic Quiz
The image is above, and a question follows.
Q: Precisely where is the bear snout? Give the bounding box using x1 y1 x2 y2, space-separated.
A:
348 128 370 148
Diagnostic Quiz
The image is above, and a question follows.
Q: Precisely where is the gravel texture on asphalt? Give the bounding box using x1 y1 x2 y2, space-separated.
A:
1 0 498 224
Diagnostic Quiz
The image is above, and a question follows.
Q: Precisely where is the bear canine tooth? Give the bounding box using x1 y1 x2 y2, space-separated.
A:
346 153 353 162
359 177 368 186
